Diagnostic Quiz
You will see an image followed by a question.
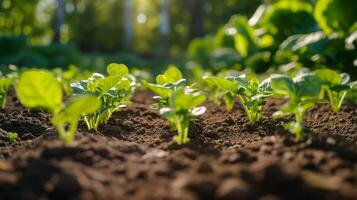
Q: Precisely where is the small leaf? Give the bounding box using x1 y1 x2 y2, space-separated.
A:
96 75 122 94
142 80 172 98
315 69 341 85
191 106 206 116
156 66 183 84
107 63 129 77
53 96 101 124
0 77 16 93
203 76 237 92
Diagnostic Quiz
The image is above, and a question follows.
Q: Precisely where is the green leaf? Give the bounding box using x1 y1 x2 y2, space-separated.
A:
315 69 341 85
53 96 101 124
0 77 16 93
17 70 62 113
115 79 131 90
232 75 249 89
231 16 257 57
172 89 206 111
142 80 172 98
96 75 122 94
156 66 183 84
270 74 296 96
107 63 129 77
203 76 237 92
258 77 272 93
294 74 322 97
224 92 235 112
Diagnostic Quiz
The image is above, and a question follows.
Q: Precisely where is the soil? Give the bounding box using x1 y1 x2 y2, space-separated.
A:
0 90 357 200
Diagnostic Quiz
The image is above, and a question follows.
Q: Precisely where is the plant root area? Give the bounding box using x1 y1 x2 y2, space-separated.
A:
0 91 357 200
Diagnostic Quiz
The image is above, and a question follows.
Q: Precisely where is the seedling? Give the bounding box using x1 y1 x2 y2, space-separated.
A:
71 63 136 131
160 87 206 144
270 73 322 138
315 69 357 112
204 74 272 123
7 132 18 143
142 66 190 131
142 65 186 109
143 66 206 144
17 70 101 144
0 76 16 109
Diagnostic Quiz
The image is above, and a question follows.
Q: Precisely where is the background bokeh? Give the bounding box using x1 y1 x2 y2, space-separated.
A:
0 0 356 78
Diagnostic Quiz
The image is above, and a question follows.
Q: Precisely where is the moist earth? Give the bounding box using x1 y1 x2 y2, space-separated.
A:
0 90 356 200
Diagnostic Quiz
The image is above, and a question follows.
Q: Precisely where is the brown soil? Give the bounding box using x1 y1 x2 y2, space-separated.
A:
0 90 356 200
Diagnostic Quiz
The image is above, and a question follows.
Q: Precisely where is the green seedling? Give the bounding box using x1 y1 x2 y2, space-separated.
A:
17 70 101 144
142 66 190 131
315 69 357 112
71 63 136 131
204 74 272 123
270 73 322 138
160 87 206 144
142 65 186 109
0 76 16 109
7 132 18 143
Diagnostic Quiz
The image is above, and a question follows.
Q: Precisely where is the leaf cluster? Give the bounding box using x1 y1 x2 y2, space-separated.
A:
71 63 136 131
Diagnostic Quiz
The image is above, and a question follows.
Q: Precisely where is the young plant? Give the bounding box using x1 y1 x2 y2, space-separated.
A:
7 132 18 143
315 69 357 112
270 73 322 138
142 66 189 130
17 70 101 144
0 76 16 109
71 63 136 131
160 87 206 144
204 74 272 123
142 65 187 109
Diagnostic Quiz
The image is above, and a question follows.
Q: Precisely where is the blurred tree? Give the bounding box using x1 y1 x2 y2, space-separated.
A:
53 0 64 43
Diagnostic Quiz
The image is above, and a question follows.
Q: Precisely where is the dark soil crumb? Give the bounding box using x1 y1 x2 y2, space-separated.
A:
0 91 356 200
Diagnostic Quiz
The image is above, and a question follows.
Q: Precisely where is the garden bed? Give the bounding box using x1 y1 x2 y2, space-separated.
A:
0 90 356 200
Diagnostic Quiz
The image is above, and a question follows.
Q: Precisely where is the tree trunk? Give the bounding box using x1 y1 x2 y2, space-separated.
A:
189 0 205 40
124 0 133 50
160 0 170 57
53 0 64 43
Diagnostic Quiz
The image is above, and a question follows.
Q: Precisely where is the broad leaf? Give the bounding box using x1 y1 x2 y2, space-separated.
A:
315 69 341 85
270 74 295 96
17 70 62 113
203 76 237 92
107 63 129 77
142 80 172 98
156 66 183 84
294 74 322 97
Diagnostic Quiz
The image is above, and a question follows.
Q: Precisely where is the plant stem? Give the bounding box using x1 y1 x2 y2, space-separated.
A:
174 115 189 144
0 94 6 109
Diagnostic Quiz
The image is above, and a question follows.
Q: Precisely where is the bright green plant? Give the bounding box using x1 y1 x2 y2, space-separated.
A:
142 65 187 109
17 70 101 144
7 132 18 143
270 73 322 138
160 88 206 144
315 69 357 112
204 74 272 123
143 66 206 144
0 76 16 109
71 63 136 131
